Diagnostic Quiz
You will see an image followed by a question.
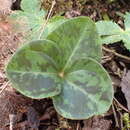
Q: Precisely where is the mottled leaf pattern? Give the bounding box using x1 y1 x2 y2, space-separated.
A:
6 17 113 119
6 40 62 99
53 58 113 119
41 16 68 39
46 17 102 65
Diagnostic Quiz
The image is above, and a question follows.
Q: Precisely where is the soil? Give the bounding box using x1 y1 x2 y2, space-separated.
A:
0 0 130 130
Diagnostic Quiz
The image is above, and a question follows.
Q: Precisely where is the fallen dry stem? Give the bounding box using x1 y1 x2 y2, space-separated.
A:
102 46 130 62
0 81 10 95
114 97 130 113
112 103 119 127
38 0 56 39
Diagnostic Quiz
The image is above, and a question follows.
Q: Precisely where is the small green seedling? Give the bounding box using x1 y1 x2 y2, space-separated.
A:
6 0 113 120
123 113 130 130
96 12 130 49
6 16 113 119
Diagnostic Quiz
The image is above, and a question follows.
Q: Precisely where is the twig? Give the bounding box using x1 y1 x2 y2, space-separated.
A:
38 0 56 39
76 122 80 130
114 100 124 129
114 97 130 113
0 81 10 95
112 103 119 127
102 46 130 62
9 114 16 130
119 110 124 129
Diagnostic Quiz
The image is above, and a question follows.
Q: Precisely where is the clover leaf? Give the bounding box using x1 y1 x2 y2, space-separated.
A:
6 17 113 119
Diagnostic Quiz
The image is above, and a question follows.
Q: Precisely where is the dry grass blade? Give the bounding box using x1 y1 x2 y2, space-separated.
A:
9 114 15 130
114 97 130 113
38 0 56 39
102 46 130 62
0 81 10 95
112 103 119 127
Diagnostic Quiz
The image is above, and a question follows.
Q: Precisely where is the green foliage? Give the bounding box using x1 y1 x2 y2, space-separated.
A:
8 0 67 41
8 0 46 41
21 0 41 12
41 16 67 38
96 12 130 49
123 113 130 130
6 16 113 119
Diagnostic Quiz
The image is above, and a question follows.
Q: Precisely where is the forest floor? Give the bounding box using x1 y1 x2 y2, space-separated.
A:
0 0 130 129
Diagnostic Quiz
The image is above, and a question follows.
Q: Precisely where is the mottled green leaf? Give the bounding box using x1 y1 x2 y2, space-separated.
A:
53 58 113 119
6 40 62 99
27 16 67 41
6 16 113 119
46 16 102 65
41 16 68 38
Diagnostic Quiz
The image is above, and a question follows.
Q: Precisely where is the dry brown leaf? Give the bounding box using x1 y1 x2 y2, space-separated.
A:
121 71 130 110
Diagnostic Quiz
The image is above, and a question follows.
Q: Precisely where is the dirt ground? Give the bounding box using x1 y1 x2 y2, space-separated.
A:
0 0 130 129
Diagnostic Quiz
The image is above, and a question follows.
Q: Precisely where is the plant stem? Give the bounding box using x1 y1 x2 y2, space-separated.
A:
0 81 10 95
112 103 119 127
102 46 130 62
114 97 130 113
38 0 56 39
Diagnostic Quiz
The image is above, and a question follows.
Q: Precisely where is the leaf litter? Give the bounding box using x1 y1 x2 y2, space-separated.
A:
121 70 130 110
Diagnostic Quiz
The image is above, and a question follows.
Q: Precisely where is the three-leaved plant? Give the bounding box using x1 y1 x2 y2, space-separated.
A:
6 0 113 119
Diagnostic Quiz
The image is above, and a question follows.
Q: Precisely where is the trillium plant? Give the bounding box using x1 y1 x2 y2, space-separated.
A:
6 0 113 119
